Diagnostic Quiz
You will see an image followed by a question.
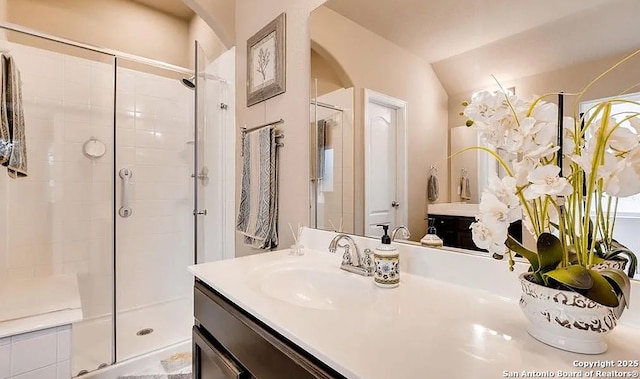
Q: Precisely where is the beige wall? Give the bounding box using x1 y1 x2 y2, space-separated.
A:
5 0 191 68
311 6 449 240
311 49 344 96
188 15 228 67
0 0 5 37
183 0 235 49
449 126 480 203
235 0 325 257
448 49 640 129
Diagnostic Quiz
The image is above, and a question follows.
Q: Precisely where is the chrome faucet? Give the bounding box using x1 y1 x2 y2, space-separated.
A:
391 226 411 241
328 234 374 276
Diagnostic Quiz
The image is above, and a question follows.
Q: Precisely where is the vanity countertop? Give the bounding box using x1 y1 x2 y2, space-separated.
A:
428 202 479 218
189 249 640 379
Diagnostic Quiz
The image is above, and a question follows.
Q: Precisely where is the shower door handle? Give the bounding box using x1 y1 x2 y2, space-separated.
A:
119 168 133 218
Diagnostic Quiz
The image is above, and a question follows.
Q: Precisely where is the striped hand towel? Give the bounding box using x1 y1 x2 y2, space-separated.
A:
236 126 279 249
0 53 27 178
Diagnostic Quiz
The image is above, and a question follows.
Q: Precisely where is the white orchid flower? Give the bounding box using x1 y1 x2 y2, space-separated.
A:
464 91 500 126
477 122 505 148
521 212 536 236
470 218 508 254
532 122 557 147
605 146 640 197
608 126 639 153
522 143 559 166
531 101 557 122
524 165 572 199
479 192 521 225
486 175 520 207
512 160 534 187
629 116 640 134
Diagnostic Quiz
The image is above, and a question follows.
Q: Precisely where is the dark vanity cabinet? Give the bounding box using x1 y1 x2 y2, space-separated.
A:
429 214 522 252
193 280 346 379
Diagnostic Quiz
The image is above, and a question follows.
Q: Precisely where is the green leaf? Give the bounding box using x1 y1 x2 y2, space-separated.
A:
594 240 606 258
599 268 631 309
536 233 563 271
579 269 619 308
544 265 593 290
506 235 538 271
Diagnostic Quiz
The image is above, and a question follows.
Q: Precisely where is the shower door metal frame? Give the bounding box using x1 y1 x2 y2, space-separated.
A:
0 21 192 75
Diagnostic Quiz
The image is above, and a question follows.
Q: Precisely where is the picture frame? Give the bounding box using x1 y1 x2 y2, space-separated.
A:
247 13 286 107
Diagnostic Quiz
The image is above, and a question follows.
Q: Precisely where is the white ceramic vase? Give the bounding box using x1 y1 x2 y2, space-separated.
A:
519 273 617 354
592 258 628 272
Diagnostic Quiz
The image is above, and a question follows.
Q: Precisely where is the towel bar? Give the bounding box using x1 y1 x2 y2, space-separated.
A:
241 118 284 133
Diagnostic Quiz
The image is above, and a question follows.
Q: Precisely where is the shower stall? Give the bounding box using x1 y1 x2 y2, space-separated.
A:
0 23 235 376
309 85 354 234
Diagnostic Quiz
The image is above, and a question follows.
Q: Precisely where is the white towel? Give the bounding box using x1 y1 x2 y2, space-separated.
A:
0 53 27 178
236 126 279 249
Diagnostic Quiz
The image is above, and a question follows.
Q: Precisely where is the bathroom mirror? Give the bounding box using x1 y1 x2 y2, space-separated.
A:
309 0 640 267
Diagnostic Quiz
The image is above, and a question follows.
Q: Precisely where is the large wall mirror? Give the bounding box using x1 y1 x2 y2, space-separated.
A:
309 0 640 272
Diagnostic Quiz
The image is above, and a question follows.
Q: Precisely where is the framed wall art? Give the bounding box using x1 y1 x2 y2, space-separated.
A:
247 13 286 107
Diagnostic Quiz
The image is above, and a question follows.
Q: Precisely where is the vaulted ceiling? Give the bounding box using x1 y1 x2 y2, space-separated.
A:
325 0 613 63
130 0 195 20
324 0 640 95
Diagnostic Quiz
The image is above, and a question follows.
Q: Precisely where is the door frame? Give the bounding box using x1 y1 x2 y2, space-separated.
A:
363 89 408 236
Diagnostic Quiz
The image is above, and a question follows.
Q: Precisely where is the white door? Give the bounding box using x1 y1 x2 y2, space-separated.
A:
364 90 407 237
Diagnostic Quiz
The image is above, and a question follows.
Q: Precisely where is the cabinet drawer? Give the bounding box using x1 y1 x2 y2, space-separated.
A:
194 281 345 379
193 326 249 379
432 215 456 231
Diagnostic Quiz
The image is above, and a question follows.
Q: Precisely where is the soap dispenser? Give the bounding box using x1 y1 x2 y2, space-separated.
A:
420 217 444 248
374 224 400 288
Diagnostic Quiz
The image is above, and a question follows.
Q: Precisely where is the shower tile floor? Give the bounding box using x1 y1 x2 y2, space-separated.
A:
118 352 192 379
72 298 192 376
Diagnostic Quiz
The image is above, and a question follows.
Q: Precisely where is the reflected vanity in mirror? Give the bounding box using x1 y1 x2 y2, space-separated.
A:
309 0 640 277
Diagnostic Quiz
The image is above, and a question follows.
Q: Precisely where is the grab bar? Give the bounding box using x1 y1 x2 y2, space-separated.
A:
119 168 133 218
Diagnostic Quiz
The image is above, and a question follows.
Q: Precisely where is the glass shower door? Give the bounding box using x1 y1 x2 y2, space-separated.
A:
195 41 230 264
114 58 194 362
310 101 345 232
0 30 117 376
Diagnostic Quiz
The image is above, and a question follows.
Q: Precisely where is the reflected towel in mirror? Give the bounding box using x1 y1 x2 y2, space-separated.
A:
427 166 439 202
460 168 471 201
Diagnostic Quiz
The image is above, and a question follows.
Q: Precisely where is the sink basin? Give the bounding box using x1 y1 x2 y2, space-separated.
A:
248 262 375 310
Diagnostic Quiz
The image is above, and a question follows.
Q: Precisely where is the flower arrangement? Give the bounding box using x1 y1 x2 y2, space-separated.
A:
461 58 640 310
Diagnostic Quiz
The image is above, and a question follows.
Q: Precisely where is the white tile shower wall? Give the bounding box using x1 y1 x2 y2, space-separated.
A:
0 325 71 379
115 66 194 312
0 42 114 319
0 40 198 322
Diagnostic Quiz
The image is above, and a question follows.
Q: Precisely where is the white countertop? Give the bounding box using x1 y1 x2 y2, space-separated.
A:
189 248 640 379
428 202 479 217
